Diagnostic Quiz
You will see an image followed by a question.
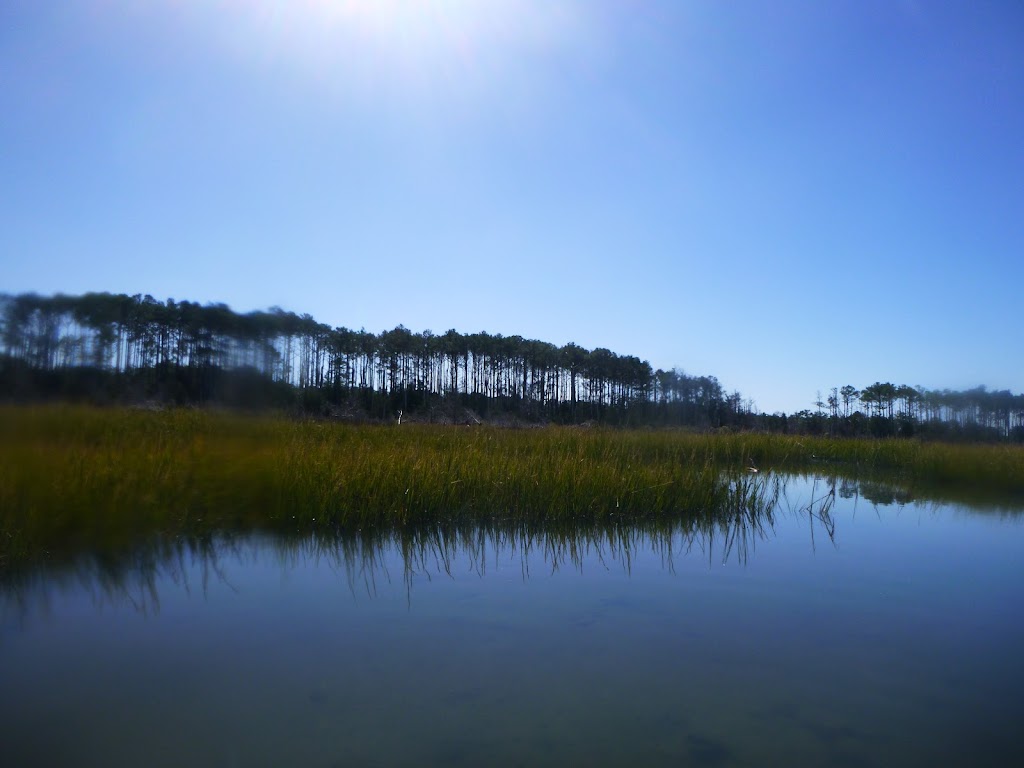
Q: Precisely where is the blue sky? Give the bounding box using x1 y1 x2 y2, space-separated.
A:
2 0 1022 414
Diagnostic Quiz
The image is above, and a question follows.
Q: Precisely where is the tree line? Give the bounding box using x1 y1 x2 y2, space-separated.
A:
0 292 751 427
3 292 1018 440
780 383 1024 441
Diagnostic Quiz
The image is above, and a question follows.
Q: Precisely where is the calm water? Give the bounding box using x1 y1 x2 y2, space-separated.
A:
2 474 1023 767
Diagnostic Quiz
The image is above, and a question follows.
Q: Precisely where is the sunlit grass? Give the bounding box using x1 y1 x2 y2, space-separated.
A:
2 405 1022 570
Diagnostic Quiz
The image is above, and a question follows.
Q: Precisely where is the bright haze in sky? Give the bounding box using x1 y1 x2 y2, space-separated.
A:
2 0 1022 414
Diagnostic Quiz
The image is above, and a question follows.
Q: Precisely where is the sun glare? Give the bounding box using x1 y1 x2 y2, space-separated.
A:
202 0 587 104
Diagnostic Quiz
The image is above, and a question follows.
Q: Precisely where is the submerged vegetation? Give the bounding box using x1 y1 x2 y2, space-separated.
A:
3 405 1022 573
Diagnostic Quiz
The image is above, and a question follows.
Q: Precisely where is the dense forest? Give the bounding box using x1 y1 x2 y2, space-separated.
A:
2 292 1021 440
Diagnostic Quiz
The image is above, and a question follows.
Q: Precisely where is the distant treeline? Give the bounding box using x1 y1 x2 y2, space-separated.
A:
769 383 1024 441
1 292 1020 440
0 292 750 427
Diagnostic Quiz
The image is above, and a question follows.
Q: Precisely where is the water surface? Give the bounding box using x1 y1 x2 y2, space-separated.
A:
2 474 1023 766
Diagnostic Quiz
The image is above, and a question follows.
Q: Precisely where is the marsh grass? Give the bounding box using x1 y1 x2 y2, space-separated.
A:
2 405 1022 570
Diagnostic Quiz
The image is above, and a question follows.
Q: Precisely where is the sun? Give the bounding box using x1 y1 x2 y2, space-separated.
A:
207 0 585 102
233 0 514 81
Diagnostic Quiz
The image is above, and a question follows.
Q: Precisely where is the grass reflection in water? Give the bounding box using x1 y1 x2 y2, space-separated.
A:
3 473 852 616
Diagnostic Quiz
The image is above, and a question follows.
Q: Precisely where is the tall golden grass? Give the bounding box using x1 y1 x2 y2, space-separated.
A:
2 405 1021 569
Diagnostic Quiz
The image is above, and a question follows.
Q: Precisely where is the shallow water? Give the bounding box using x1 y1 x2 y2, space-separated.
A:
2 475 1023 767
